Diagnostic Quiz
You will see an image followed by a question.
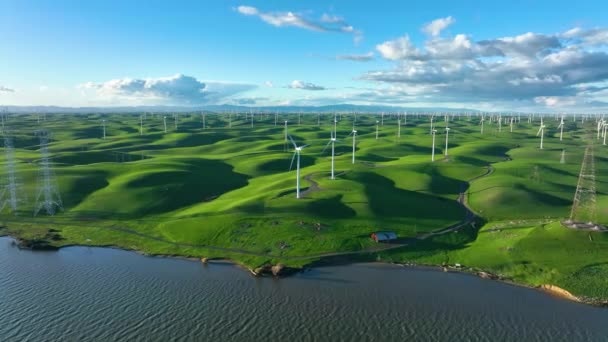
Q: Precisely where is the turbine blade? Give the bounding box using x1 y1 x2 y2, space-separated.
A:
289 152 297 171
321 140 332 153
288 135 297 149
536 127 542 136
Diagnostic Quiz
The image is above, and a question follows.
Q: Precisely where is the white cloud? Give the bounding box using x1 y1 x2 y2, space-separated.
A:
365 20 608 110
376 35 423 60
264 81 274 87
287 80 326 90
236 5 362 42
422 16 455 37
336 52 374 62
533 96 577 107
79 74 256 105
0 85 15 93
561 27 608 46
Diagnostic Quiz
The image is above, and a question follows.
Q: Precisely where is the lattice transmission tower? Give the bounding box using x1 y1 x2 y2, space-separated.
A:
34 130 63 216
569 144 596 223
0 132 23 214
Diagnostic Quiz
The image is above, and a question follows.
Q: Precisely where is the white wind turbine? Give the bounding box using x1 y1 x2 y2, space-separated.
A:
431 129 437 162
430 115 435 135
510 117 514 132
557 116 565 141
322 131 338 180
444 127 450 156
102 119 106 139
397 119 401 139
375 120 380 140
498 114 502 132
603 121 607 146
537 118 546 149
163 116 167 133
288 136 309 199
347 126 358 164
597 119 604 140
480 115 485 134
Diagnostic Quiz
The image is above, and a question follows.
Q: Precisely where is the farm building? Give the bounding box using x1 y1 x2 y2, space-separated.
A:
371 231 397 243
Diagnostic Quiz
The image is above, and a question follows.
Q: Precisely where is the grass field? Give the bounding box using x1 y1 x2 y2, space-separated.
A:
1 112 607 302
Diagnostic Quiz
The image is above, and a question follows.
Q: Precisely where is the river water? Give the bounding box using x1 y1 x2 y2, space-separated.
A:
1 237 607 341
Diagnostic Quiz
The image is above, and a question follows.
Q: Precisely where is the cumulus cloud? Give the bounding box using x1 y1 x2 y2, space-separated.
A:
376 35 423 60
561 27 608 46
422 16 455 37
264 81 274 87
0 85 15 93
236 5 362 43
336 52 374 62
366 20 608 109
287 80 326 91
80 74 255 105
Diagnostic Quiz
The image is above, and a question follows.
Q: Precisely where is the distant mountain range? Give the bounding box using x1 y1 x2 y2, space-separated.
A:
1 104 481 114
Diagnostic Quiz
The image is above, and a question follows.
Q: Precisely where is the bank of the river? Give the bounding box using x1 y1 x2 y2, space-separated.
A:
3 230 607 308
2 236 608 342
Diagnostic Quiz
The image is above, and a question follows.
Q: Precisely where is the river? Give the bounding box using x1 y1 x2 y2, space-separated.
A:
1 237 607 341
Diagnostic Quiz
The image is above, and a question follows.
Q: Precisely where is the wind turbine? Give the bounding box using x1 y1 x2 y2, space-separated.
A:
348 127 358 164
375 120 380 140
603 121 607 146
288 136 309 199
430 115 434 135
102 119 106 139
431 129 437 162
322 131 338 180
537 119 546 149
444 127 450 156
597 119 604 140
480 115 485 134
498 114 502 132
397 119 401 140
558 116 565 141
163 116 167 133
510 117 514 133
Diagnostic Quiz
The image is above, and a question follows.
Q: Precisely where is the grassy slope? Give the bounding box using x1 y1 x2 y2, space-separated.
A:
1 113 607 301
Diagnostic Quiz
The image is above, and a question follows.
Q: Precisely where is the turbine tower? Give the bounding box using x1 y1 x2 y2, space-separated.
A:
444 127 450 156
558 116 565 141
322 131 338 180
34 130 63 216
288 136 309 199
348 127 358 164
375 120 379 140
397 119 401 140
480 115 485 134
102 119 106 139
163 116 167 133
140 115 144 135
431 129 437 162
537 120 546 149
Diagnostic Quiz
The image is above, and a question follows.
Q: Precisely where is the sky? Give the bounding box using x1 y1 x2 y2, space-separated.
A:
1 0 608 112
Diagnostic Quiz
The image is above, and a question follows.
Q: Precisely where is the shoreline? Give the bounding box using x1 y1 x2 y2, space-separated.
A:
2 234 606 308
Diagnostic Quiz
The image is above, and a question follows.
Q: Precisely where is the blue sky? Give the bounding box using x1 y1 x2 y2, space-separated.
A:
1 0 608 111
